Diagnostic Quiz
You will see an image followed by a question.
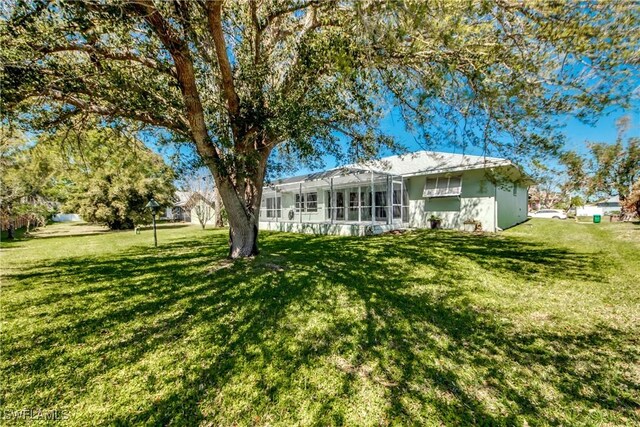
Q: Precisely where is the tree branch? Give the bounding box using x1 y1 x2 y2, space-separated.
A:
34 44 178 79
44 89 190 136
205 1 241 121
127 0 221 164
260 0 323 31
250 0 261 65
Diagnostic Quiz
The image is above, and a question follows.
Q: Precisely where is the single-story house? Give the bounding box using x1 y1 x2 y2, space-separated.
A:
576 196 622 217
163 191 217 226
575 205 603 217
596 196 621 215
259 150 532 235
163 191 192 222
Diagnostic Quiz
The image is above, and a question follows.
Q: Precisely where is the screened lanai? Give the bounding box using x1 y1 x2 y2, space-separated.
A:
259 168 409 234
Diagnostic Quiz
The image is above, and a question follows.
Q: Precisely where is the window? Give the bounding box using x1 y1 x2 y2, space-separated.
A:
423 175 463 198
479 179 488 194
306 192 318 212
266 197 281 218
349 191 359 209
295 192 317 212
295 193 304 211
513 184 518 196
335 191 344 220
393 183 402 219
360 190 371 221
348 191 359 221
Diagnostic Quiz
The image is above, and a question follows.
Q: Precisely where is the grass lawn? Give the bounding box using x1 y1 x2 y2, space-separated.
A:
1 220 639 425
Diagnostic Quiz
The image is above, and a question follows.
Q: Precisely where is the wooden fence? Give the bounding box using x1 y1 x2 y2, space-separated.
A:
1 215 32 231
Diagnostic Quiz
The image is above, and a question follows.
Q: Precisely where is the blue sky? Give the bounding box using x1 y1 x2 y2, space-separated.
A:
150 101 639 179
285 102 640 177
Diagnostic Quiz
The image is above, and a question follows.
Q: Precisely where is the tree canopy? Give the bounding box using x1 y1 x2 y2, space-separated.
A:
59 128 176 229
561 117 640 218
0 127 61 235
1 125 176 230
2 0 639 256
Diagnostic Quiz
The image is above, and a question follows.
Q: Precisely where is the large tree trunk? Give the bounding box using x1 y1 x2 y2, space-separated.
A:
226 208 260 258
207 148 270 259
217 179 262 258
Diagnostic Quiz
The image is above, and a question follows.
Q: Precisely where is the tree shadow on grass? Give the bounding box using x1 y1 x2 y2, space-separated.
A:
2 229 637 425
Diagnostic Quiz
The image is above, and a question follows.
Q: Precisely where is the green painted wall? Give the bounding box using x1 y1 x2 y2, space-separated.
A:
496 182 528 229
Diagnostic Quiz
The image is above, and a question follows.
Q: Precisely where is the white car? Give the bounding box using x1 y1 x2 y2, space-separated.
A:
529 209 567 219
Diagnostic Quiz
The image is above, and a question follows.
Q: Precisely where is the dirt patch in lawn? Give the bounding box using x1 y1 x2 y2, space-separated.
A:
30 222 111 238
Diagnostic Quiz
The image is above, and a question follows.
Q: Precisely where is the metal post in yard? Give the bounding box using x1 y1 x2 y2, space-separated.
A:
330 177 334 224
387 176 392 225
152 213 157 247
299 182 303 223
371 172 375 225
358 185 361 223
145 198 160 247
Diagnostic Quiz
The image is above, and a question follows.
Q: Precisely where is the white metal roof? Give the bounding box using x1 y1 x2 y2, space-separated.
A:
352 151 512 177
267 150 522 190
596 195 621 205
173 191 192 207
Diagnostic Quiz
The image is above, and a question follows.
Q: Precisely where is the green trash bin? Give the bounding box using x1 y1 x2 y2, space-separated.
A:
593 214 601 223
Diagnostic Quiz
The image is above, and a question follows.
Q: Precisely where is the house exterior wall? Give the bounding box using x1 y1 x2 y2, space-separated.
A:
267 189 327 222
260 221 399 236
596 202 621 215
189 200 216 226
259 167 528 234
576 205 604 216
495 182 529 230
404 169 497 232
267 183 398 223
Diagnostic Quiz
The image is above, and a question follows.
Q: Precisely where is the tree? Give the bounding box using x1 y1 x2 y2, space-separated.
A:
528 160 568 210
1 125 175 231
0 127 60 237
213 186 225 228
3 1 638 257
55 128 177 229
622 180 640 218
562 117 640 219
11 198 51 234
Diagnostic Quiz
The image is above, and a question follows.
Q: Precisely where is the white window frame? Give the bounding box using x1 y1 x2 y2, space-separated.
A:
306 192 318 212
295 193 304 212
265 196 281 218
423 175 463 198
295 192 318 212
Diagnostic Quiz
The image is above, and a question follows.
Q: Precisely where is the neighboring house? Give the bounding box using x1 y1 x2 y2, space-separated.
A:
575 205 603 216
576 196 621 216
163 191 217 226
163 191 192 222
259 150 532 235
596 196 621 215
189 196 216 226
